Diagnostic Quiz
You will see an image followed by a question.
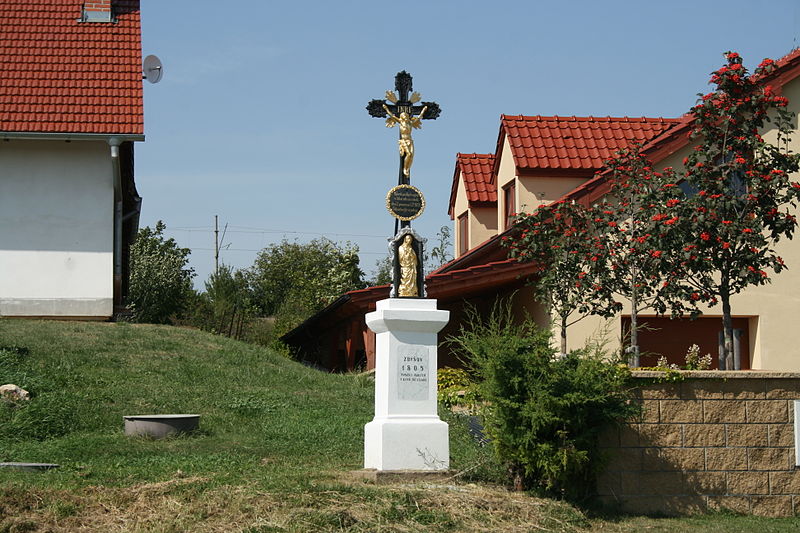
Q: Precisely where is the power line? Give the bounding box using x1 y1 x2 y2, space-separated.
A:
168 226 388 239
188 247 388 255
164 219 396 273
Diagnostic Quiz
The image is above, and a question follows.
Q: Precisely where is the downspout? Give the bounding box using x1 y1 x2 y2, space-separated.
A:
109 137 123 310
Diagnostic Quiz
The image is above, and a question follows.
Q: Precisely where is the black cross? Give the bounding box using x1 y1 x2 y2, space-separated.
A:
367 71 441 231
367 71 441 128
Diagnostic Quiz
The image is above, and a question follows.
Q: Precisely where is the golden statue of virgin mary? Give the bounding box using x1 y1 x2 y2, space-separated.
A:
398 235 418 297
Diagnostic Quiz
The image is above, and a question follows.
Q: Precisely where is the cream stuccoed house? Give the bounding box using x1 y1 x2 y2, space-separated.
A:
444 48 800 371
0 0 145 319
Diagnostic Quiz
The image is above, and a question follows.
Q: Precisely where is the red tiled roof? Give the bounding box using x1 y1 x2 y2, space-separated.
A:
448 153 496 218
0 0 143 135
758 47 800 89
458 153 496 203
499 115 681 172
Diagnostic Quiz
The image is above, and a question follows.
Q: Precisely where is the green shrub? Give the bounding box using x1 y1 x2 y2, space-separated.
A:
128 221 195 324
436 367 479 409
450 301 639 502
241 317 276 347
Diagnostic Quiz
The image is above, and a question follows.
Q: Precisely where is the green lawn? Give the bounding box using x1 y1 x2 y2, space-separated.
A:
1 319 799 532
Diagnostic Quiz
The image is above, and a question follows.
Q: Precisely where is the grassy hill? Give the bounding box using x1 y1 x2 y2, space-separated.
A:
0 320 375 486
2 319 800 532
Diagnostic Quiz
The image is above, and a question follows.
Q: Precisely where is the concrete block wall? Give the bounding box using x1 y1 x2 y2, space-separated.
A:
598 371 800 517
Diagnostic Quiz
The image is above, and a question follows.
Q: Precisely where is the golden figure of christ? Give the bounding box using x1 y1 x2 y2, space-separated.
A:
382 104 427 178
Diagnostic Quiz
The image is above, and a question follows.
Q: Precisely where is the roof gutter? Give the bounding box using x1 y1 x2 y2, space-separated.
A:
0 132 145 142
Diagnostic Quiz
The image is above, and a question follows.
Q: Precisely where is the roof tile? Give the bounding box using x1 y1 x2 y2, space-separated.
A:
457 153 497 204
0 0 142 135
500 115 681 172
448 153 497 217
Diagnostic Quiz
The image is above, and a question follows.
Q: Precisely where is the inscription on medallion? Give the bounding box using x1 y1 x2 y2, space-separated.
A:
397 344 429 401
387 184 425 221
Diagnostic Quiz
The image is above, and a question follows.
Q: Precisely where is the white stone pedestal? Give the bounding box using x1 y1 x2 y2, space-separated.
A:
364 298 450 471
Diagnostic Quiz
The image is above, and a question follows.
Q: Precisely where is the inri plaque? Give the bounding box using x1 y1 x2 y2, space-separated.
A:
386 184 425 222
396 344 429 401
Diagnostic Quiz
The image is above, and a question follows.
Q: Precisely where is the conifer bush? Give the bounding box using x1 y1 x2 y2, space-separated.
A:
450 302 638 501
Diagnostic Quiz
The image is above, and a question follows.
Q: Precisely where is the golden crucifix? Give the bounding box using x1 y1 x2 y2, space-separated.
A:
366 70 441 190
382 102 427 178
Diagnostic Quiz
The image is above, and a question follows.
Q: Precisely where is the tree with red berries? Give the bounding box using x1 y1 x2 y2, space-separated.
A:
660 52 800 369
591 148 692 365
505 200 620 356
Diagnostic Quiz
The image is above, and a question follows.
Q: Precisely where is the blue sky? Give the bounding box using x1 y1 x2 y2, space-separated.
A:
137 0 800 287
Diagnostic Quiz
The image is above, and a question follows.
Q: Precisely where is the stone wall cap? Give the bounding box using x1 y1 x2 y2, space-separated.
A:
631 370 800 379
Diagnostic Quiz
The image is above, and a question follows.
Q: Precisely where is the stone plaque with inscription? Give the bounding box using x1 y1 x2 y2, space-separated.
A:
386 184 425 221
397 344 429 401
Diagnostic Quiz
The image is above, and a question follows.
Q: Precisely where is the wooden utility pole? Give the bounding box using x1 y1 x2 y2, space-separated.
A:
214 215 219 274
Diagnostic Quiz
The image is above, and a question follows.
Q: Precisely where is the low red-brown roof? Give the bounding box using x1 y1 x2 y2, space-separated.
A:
499 115 681 173
427 258 536 300
0 0 143 135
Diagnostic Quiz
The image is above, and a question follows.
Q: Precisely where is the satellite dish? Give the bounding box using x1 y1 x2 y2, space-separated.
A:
142 55 163 84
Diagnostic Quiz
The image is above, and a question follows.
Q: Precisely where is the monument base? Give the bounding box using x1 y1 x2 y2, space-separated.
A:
364 298 450 472
350 469 452 484
364 416 449 471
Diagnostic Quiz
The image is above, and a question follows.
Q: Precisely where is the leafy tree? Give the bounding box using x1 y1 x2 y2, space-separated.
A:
248 238 366 334
505 201 620 356
194 264 254 339
371 254 393 286
427 225 453 271
660 52 800 369
507 54 800 369
128 221 195 324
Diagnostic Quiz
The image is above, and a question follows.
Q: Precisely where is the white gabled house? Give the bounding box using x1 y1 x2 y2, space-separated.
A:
0 0 145 319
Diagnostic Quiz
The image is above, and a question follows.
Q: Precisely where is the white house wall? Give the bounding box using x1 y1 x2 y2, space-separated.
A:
0 140 113 317
739 76 800 369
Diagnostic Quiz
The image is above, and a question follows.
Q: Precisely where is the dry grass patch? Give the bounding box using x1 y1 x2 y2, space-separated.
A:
0 477 586 533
